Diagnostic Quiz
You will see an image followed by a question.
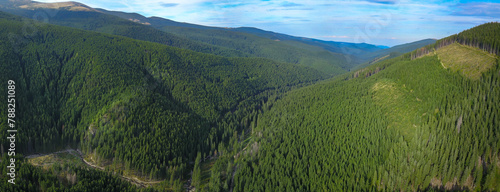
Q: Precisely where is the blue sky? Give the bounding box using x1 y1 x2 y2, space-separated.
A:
38 0 500 46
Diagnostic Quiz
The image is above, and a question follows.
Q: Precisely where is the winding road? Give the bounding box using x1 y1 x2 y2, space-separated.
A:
26 149 161 188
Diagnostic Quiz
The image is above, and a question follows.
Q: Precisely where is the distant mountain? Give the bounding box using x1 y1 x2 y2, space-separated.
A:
97 8 366 73
96 8 217 30
379 38 437 56
97 7 386 59
376 45 390 49
0 0 436 73
0 1 249 58
230 27 384 55
354 38 437 69
96 6 438 68
0 0 355 75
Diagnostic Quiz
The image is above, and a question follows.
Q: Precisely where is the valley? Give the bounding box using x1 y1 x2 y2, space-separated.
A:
0 0 499 191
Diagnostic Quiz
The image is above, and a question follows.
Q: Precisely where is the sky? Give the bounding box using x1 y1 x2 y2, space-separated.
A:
37 0 500 46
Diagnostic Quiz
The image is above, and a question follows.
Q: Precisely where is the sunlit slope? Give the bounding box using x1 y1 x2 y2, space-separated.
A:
437 43 497 80
234 25 500 191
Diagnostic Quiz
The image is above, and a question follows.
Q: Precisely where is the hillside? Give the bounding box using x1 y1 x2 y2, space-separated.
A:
0 11 325 190
0 0 354 75
1 0 440 75
159 26 351 74
95 8 217 31
229 24 500 191
94 5 440 70
0 4 248 58
436 43 497 80
96 6 386 61
0 1 498 191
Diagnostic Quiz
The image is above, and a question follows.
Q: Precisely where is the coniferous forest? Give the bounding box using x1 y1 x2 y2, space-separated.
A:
0 1 499 191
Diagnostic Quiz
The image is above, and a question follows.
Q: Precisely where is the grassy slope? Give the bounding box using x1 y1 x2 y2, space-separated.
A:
437 43 497 80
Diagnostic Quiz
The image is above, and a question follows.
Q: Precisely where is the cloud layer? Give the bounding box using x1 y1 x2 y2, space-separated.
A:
160 3 178 7
37 0 500 46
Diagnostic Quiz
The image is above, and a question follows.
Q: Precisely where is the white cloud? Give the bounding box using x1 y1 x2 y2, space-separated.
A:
34 0 499 46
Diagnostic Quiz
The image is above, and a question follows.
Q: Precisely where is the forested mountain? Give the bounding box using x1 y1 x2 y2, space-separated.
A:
229 27 382 56
94 5 386 60
95 8 217 31
157 26 352 75
0 1 249 58
0 0 348 75
0 10 324 190
90 5 439 69
102 11 385 68
232 23 500 191
0 0 498 191
0 0 439 76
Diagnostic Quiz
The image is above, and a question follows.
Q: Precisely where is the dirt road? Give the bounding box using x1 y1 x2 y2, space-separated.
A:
26 149 161 187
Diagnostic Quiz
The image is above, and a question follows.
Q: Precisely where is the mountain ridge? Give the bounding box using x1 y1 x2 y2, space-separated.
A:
1 1 497 191
0 0 438 71
0 2 347 75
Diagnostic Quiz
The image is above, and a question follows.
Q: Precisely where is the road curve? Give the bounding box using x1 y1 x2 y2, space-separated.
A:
26 149 161 188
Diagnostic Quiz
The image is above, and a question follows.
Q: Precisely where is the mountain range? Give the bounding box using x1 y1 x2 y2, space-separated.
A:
0 0 436 75
0 0 498 191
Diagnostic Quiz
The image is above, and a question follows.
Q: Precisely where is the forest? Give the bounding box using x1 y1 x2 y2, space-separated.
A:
0 4 498 192
232 23 500 191
0 7 351 76
0 10 323 191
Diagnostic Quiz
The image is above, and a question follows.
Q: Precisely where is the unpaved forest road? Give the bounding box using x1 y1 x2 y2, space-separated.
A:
26 149 161 187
